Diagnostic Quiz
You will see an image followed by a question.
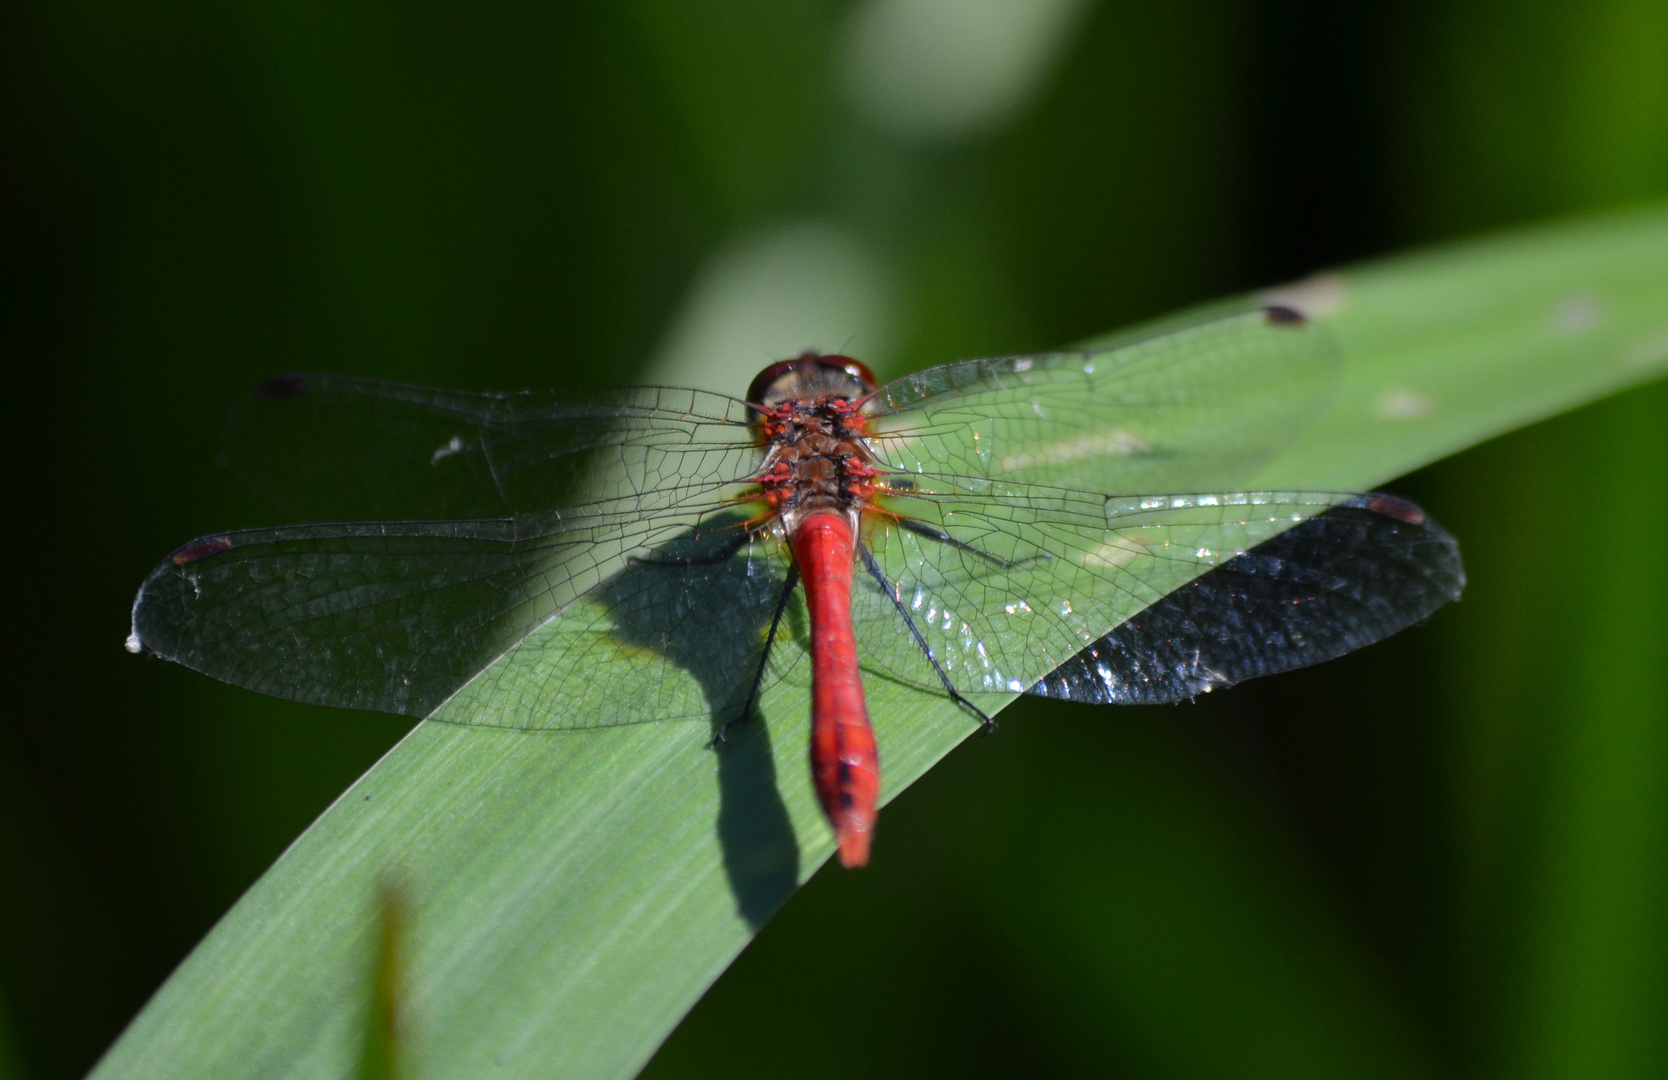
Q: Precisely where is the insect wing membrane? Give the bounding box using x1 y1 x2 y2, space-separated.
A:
1027 497 1464 703
863 308 1339 497
140 370 801 729
854 482 1369 699
846 308 1460 707
223 375 759 521
130 508 808 729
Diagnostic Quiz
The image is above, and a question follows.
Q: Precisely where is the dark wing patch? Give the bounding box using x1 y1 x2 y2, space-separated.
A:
1027 497 1464 705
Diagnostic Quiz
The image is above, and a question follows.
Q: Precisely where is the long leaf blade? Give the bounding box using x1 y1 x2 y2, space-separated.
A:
94 204 1668 1080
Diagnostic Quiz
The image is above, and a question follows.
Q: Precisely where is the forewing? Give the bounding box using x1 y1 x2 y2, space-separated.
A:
864 307 1337 496
223 375 759 520
1028 496 1464 703
853 482 1457 702
129 503 806 728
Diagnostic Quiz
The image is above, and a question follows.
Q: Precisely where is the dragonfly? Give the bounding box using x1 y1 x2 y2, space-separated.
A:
128 306 1464 867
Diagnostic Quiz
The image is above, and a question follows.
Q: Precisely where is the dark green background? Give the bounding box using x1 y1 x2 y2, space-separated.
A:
3 2 1666 1077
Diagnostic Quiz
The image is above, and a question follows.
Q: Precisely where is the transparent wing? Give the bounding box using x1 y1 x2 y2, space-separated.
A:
222 376 760 520
864 307 1338 495
1027 495 1465 703
129 502 810 728
149 309 1354 725
852 481 1462 704
227 309 1328 524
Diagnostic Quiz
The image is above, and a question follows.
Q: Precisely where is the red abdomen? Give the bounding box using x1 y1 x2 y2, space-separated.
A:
791 512 880 868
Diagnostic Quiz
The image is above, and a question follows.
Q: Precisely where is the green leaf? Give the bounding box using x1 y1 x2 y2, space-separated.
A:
93 203 1668 1080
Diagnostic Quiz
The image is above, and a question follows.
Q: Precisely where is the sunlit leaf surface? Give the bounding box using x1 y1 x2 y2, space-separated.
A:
95 205 1668 1080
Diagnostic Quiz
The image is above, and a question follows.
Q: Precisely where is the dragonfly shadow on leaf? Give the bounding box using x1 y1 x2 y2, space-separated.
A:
592 512 803 927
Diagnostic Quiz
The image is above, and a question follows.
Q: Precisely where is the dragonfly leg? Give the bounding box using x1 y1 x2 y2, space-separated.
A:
714 563 801 747
858 544 997 734
896 518 1014 568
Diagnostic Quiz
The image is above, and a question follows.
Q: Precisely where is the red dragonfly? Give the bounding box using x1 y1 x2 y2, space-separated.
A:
129 307 1463 867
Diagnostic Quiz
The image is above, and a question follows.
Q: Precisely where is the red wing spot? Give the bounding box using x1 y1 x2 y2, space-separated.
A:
255 375 308 401
1364 494 1426 525
1264 304 1308 327
172 535 234 565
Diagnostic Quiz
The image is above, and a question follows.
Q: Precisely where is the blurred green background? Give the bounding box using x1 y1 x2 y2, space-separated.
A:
3 1 1666 1078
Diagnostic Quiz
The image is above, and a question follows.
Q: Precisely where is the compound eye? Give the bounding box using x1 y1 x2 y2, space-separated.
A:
747 352 879 405
747 359 803 405
823 355 877 391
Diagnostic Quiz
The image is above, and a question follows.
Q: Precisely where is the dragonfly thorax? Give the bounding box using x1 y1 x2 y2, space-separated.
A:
751 356 882 542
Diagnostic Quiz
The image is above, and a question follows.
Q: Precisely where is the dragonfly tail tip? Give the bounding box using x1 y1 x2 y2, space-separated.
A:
837 829 871 869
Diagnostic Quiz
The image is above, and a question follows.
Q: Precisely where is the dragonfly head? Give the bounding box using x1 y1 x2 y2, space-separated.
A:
748 352 877 411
